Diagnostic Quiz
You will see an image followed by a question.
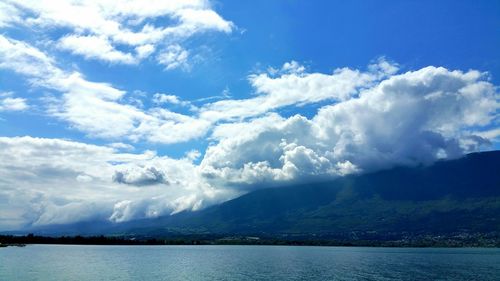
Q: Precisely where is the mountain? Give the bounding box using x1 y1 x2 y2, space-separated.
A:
119 150 500 239
21 151 500 241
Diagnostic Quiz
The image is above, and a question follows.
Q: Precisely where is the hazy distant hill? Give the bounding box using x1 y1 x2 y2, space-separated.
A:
20 151 500 240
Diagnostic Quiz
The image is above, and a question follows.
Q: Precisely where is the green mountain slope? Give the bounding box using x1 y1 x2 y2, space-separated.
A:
128 151 500 238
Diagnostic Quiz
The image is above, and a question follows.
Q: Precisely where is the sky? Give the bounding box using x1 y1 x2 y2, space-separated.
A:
0 0 499 230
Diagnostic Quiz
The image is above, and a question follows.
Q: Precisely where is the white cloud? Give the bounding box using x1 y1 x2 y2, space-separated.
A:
0 35 209 143
0 1 21 27
1 35 497 152
153 93 185 105
475 128 500 141
58 35 136 64
0 97 28 111
281 60 306 74
175 8 233 33
0 35 60 78
157 44 190 70
199 66 499 186
108 142 135 151
76 174 93 183
113 166 168 186
0 92 29 111
135 44 155 59
1 37 406 144
185 150 202 161
199 60 395 122
0 136 240 229
3 35 497 152
2 0 233 66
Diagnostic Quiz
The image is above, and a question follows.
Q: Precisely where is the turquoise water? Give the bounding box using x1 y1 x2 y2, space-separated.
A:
1 245 499 280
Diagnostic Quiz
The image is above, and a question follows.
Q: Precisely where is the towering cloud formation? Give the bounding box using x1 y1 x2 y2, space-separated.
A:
201 66 497 187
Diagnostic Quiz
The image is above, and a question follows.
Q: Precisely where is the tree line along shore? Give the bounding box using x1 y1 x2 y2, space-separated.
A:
1 233 499 248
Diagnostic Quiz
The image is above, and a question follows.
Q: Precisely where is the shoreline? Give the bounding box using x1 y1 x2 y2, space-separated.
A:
2 234 499 248
4 243 500 248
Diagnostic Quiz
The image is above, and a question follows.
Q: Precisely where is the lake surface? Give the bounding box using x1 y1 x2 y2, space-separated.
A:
1 245 499 280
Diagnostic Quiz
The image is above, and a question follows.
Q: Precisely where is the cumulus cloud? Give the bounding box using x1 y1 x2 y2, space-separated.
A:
200 66 498 186
2 0 233 66
113 166 168 186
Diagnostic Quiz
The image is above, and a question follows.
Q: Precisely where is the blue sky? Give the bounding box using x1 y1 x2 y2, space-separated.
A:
0 0 498 229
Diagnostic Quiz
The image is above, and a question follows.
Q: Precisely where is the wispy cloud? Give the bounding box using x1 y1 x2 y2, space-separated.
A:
2 0 233 67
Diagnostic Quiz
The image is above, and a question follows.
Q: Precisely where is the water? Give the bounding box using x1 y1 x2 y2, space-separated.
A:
1 245 499 281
